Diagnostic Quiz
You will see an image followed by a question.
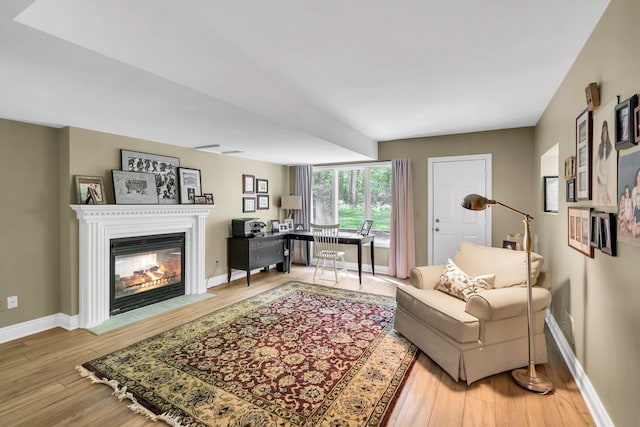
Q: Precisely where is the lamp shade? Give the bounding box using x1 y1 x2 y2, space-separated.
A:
461 194 495 211
281 195 302 210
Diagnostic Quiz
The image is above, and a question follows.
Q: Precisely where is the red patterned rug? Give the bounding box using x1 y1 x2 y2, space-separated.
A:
77 282 418 426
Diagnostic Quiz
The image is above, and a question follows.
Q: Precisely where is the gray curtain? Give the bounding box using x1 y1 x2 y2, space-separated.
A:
390 159 416 278
292 165 312 264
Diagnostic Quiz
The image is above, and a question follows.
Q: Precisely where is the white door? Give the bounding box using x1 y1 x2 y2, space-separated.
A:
428 154 492 265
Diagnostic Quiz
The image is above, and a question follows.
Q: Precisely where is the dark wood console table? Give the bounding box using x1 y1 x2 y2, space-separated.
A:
227 231 375 286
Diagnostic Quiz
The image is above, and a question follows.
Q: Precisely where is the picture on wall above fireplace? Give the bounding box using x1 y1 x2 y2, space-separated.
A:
121 149 179 204
112 170 159 204
74 175 106 204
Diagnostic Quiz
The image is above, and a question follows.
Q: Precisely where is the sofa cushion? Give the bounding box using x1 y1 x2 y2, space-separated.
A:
396 284 479 343
435 259 495 301
453 241 544 288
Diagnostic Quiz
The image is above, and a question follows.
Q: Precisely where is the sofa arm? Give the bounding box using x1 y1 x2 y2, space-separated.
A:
465 287 551 321
409 265 444 290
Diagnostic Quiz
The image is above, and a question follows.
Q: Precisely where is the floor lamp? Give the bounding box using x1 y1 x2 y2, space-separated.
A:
461 194 554 394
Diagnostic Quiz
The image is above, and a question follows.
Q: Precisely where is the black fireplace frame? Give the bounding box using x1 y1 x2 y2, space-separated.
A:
110 232 186 316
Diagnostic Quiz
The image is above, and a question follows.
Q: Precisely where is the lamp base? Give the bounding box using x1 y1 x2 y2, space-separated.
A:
512 362 554 395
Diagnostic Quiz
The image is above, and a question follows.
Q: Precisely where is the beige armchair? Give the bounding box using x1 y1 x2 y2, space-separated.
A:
394 242 552 384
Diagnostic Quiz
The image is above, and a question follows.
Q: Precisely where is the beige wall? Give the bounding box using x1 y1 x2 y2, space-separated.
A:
379 127 536 266
0 118 60 328
535 0 639 425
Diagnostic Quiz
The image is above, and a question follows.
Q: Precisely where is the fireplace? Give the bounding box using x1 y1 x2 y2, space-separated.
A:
71 204 215 328
111 233 185 315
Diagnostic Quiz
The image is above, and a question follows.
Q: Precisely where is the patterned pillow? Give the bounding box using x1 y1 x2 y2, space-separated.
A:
435 259 495 301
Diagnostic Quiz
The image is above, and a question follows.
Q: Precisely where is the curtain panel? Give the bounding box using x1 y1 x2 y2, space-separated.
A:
390 158 416 278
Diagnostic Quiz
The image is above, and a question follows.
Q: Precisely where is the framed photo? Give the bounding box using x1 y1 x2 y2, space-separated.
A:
74 175 106 204
564 156 576 179
502 240 517 250
614 95 638 150
278 223 289 232
543 176 558 213
112 170 158 205
284 218 294 230
294 223 305 231
568 207 593 257
178 167 202 204
257 194 270 210
590 210 601 249
360 219 374 236
243 197 256 213
566 178 576 202
121 150 179 204
204 193 214 204
592 98 618 207
271 220 280 232
635 105 640 145
576 109 592 201
616 149 640 248
599 212 617 256
256 179 269 194
242 174 255 194
193 195 207 204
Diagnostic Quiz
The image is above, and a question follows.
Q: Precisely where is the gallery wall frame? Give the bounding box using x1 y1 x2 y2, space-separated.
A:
616 149 640 248
543 176 559 213
257 194 270 210
614 94 638 150
243 197 256 213
566 178 577 202
599 212 617 256
590 210 601 249
121 149 179 204
256 179 269 194
568 207 593 258
242 174 255 194
576 109 592 201
564 156 576 179
592 98 617 207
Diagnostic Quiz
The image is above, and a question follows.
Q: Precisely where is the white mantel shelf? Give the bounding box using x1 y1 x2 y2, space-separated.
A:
71 204 215 328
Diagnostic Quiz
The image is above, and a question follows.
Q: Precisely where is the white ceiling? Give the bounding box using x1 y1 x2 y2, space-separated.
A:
1 0 609 165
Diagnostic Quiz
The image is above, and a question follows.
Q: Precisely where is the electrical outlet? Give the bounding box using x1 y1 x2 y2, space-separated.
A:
7 295 18 309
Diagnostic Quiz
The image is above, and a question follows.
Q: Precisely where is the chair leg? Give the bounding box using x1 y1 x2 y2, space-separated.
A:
333 258 338 282
313 257 320 281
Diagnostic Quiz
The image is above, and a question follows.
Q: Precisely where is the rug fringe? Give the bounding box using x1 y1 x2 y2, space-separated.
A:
75 365 187 427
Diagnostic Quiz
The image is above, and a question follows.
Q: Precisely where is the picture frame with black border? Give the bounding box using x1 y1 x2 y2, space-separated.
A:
599 212 616 256
564 156 576 179
543 176 559 213
193 195 207 204
74 175 106 204
634 105 640 145
502 240 517 250
204 193 214 204
359 219 374 236
566 178 576 202
294 223 304 231
256 179 269 194
271 220 280 232
576 108 592 200
112 170 159 205
242 174 255 194
257 194 270 210
120 149 179 204
284 218 294 230
614 94 638 150
178 167 202 204
590 210 601 249
278 223 289 232
243 197 256 213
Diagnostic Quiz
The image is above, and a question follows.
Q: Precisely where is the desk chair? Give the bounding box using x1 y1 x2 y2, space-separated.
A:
311 223 348 282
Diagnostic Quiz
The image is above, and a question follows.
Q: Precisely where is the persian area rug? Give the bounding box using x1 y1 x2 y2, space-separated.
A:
77 282 418 427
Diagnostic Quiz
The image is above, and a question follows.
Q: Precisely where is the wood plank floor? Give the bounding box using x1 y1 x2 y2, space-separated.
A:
0 266 595 426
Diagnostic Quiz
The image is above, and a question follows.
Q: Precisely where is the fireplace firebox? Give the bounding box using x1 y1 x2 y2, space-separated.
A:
110 232 185 315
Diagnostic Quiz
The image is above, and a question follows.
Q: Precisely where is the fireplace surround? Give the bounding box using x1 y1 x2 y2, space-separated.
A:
71 204 214 328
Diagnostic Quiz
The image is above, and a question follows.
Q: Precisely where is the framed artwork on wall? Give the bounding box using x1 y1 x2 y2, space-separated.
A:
589 210 601 249
543 176 558 213
242 174 255 194
256 179 269 194
575 109 592 201
614 94 638 150
178 167 202 204
599 212 617 256
257 195 270 210
568 207 593 258
564 156 576 179
566 178 577 202
616 149 640 248
243 197 256 213
121 150 179 204
592 98 617 207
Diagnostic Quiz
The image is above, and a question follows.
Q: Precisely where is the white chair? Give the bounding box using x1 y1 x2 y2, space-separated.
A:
311 223 348 282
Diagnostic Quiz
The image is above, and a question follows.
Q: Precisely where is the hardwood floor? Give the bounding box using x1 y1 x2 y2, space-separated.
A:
0 266 595 426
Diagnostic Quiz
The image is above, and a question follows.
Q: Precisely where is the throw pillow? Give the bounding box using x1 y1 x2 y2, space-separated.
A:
435 259 495 301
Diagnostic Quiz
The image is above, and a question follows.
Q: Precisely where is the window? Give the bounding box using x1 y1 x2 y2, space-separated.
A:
312 163 391 244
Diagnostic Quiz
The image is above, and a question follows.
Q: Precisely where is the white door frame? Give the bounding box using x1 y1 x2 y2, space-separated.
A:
427 153 492 265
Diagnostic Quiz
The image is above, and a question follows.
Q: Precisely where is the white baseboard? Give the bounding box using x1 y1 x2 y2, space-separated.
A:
546 312 613 427
0 312 79 344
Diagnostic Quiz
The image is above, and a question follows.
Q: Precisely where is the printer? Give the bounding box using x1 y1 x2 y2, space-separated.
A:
231 218 267 237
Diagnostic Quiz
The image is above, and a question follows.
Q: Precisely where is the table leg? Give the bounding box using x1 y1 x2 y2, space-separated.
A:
357 242 363 284
370 241 375 276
